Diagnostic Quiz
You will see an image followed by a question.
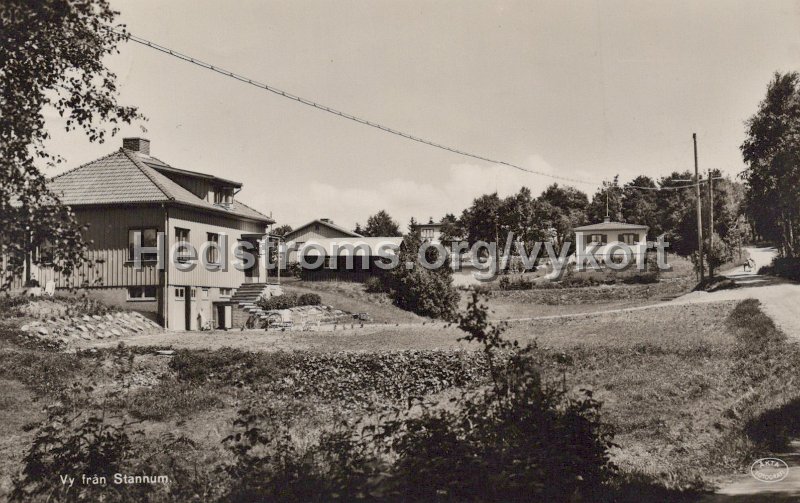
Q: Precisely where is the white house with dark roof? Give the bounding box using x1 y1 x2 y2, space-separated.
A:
573 217 649 268
19 137 275 330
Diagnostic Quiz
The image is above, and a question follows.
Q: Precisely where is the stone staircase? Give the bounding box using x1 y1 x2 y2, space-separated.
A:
230 282 283 327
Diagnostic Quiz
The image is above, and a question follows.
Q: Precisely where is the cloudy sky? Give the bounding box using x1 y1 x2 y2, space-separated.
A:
43 0 800 230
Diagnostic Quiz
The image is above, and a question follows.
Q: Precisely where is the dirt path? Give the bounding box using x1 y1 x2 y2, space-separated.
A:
508 247 800 342
674 246 800 340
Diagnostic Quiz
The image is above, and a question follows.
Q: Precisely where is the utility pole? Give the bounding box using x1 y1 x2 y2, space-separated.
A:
708 168 715 278
694 133 704 282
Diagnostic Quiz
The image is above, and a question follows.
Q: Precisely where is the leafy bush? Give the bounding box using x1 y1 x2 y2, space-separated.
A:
221 403 381 502
257 292 323 310
378 292 616 501
498 275 533 290
772 257 800 281
381 233 460 320
757 263 774 275
297 292 321 306
12 407 136 502
257 293 298 311
364 276 385 293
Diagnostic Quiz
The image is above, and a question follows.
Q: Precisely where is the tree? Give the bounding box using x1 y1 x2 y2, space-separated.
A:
438 213 463 243
271 224 292 237
694 232 733 278
460 193 503 249
498 187 551 256
362 210 402 237
650 172 699 257
741 72 800 257
1 0 141 289
537 184 589 251
586 176 622 224
621 176 659 234
353 222 364 235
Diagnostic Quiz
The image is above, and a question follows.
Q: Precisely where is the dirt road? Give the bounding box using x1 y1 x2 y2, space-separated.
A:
674 247 800 340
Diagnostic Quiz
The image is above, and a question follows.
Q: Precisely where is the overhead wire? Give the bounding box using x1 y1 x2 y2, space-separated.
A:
117 29 704 193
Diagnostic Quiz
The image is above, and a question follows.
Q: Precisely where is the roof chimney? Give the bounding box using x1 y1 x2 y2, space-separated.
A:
603 216 611 223
320 218 332 223
123 138 150 155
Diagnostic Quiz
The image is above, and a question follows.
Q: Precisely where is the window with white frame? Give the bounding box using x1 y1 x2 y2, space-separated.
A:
214 187 234 206
206 232 220 264
175 228 191 263
619 233 637 245
589 234 605 244
128 228 158 261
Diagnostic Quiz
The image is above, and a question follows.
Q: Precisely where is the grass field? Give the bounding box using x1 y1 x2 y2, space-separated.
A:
2 289 798 500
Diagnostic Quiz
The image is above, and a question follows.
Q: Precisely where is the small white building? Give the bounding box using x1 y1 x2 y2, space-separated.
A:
573 217 649 268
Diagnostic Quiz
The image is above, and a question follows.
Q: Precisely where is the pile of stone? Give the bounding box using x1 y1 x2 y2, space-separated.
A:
20 311 162 346
264 305 361 329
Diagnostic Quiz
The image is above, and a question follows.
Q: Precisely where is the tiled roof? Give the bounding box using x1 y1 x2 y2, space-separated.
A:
573 220 648 231
49 149 273 223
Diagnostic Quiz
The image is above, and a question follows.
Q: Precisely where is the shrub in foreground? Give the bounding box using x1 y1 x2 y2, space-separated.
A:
257 292 323 311
297 292 321 306
382 232 460 320
219 293 616 502
257 293 298 310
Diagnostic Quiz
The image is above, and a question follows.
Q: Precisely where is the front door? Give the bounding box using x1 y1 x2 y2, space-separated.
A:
242 238 260 283
216 304 226 329
168 287 187 330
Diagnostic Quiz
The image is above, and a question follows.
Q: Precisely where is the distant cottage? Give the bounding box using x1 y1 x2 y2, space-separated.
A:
283 218 362 264
573 217 648 267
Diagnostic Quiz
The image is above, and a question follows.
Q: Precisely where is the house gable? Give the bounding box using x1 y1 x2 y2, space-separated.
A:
285 219 362 242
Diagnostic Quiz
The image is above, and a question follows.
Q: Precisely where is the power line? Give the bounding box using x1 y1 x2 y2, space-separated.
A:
118 30 699 192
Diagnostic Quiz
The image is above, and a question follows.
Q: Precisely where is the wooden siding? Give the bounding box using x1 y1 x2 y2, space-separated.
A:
166 206 268 289
14 204 267 291
21 205 164 289
299 255 388 283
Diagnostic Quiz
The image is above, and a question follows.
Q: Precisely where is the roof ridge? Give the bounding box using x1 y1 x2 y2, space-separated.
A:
313 218 362 237
49 149 125 182
120 148 175 201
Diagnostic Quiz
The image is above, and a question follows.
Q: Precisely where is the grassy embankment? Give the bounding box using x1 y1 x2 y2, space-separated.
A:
1 293 797 499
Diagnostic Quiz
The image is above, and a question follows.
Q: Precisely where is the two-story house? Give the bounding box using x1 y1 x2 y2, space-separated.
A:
21 138 274 330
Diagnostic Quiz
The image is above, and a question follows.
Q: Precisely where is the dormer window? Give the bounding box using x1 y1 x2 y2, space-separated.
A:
214 187 234 207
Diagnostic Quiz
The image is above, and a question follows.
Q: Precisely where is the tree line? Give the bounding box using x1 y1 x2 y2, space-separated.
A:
351 172 746 275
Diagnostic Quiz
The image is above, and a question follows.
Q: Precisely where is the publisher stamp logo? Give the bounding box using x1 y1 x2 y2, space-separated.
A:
750 458 789 483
